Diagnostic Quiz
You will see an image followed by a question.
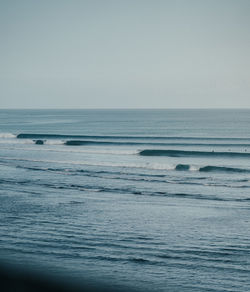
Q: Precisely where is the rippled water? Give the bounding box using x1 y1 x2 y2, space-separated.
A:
0 109 250 291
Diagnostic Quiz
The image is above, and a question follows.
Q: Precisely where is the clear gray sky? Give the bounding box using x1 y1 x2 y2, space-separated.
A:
1 0 250 109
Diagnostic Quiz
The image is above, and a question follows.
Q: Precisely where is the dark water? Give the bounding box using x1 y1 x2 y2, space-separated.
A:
0 109 250 291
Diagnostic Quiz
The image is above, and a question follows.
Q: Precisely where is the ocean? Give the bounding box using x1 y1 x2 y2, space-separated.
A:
0 109 250 291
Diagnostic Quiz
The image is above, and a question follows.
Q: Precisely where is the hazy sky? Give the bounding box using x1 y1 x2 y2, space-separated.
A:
1 0 250 108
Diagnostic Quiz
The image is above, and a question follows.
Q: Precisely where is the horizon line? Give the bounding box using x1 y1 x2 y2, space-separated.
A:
1 107 250 110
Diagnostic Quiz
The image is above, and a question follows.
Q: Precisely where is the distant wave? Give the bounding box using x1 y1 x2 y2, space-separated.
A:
199 165 250 173
4 133 249 148
175 164 250 173
64 140 250 147
13 163 250 177
64 140 141 146
139 149 250 158
16 133 250 141
2 155 250 175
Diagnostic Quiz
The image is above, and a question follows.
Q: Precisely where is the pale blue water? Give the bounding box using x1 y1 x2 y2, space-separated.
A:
0 109 250 291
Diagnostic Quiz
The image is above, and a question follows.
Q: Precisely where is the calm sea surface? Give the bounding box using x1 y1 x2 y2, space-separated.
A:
0 109 250 291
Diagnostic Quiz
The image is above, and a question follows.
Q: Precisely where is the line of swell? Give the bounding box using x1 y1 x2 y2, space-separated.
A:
16 133 250 141
64 140 250 147
139 149 250 158
199 165 250 173
176 164 250 174
2 155 250 175
1 178 249 202
13 162 250 178
14 162 250 175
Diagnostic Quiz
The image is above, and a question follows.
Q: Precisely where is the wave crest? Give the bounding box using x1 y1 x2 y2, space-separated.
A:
139 149 250 158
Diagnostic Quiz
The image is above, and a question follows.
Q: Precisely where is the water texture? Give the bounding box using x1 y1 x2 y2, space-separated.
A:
0 109 250 291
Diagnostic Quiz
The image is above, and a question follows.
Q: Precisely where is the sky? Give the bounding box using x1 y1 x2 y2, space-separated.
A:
1 0 250 109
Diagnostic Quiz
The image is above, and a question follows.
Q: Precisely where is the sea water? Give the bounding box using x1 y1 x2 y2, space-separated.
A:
0 109 250 291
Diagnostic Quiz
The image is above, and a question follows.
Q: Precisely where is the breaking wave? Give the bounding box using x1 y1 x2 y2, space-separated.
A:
175 164 250 173
1 155 250 174
1 133 249 148
16 133 250 141
199 165 250 173
139 149 250 158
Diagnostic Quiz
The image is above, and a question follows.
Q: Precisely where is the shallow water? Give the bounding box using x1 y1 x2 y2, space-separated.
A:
0 109 250 291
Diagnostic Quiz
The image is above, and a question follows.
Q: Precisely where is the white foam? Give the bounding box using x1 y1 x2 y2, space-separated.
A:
0 156 176 171
189 165 200 171
0 146 138 155
148 163 175 170
0 139 34 145
0 133 16 139
65 149 139 155
45 140 65 145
